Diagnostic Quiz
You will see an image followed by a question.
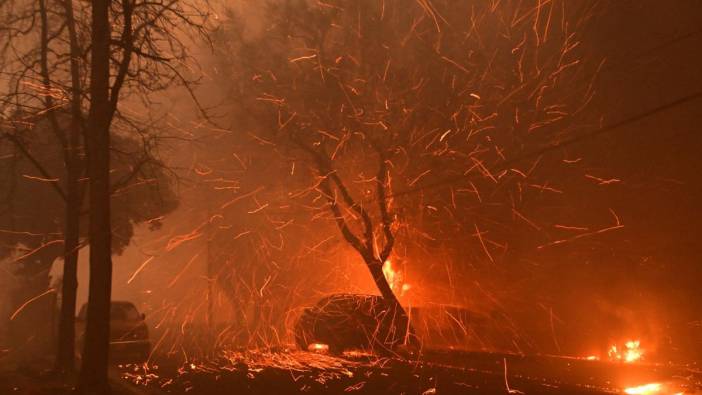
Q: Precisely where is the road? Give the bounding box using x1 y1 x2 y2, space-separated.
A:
115 349 702 395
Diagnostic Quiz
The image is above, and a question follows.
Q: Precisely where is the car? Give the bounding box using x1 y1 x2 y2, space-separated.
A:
294 293 416 355
75 301 151 362
295 294 517 355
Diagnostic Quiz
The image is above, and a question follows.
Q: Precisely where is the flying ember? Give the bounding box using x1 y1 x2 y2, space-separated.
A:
1 0 701 394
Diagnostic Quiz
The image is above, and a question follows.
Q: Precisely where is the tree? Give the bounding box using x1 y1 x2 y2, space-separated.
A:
0 111 178 370
80 1 111 389
1 0 211 384
76 0 210 391
213 0 601 348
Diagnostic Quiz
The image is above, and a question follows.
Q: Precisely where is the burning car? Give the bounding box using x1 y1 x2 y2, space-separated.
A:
294 293 415 355
76 301 150 362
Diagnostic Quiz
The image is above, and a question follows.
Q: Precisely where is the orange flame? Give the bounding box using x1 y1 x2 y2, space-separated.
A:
608 339 644 363
624 383 661 395
382 259 410 296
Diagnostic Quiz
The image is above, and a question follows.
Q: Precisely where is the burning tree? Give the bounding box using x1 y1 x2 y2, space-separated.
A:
210 0 602 349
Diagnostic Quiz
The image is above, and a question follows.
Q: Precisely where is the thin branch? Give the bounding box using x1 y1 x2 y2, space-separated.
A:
2 130 67 201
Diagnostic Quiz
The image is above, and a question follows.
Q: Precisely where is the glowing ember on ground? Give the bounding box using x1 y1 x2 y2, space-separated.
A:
624 383 662 395
307 343 330 353
609 340 644 363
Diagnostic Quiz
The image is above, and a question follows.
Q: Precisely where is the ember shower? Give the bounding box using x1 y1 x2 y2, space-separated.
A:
1 0 701 394
141 0 626 358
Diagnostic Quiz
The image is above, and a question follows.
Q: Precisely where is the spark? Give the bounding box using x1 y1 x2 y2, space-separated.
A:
168 252 200 288
9 239 64 263
345 381 366 391
440 56 470 74
553 224 589 231
503 358 523 394
21 174 59 182
512 208 541 230
146 328 171 365
528 182 563 194
408 169 431 187
537 222 624 249
289 54 317 63
473 223 494 263
10 288 56 321
247 203 269 214
194 165 212 176
232 231 251 240
221 186 265 209
127 256 156 284
585 174 621 185
166 227 204 252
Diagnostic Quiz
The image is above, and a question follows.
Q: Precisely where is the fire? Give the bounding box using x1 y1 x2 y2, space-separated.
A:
307 343 330 353
382 259 410 296
608 340 644 363
624 383 662 395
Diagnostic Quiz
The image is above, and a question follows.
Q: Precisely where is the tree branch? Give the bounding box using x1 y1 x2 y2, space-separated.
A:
375 146 395 263
2 130 66 201
108 0 134 120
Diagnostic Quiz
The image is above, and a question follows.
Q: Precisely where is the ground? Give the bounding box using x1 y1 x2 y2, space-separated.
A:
119 349 702 395
2 349 701 394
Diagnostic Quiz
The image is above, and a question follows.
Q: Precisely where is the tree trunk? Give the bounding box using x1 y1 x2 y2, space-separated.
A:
55 169 80 372
365 258 399 304
54 0 83 373
79 1 112 393
365 257 418 349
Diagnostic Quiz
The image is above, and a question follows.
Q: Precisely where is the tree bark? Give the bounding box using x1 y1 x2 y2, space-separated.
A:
55 171 80 372
55 0 83 373
79 0 113 393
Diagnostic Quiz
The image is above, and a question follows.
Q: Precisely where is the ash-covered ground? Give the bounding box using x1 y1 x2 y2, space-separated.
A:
119 349 702 395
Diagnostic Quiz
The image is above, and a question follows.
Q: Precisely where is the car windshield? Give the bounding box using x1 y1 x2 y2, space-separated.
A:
111 304 140 321
79 303 141 321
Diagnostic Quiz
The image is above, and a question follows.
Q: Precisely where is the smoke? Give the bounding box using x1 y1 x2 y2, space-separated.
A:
53 0 702 363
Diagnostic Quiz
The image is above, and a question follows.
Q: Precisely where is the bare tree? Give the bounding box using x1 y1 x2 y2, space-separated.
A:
79 1 112 390
213 0 601 348
76 1 211 391
1 0 211 386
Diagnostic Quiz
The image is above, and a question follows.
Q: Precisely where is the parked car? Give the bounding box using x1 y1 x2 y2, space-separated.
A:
75 301 150 362
294 293 415 355
295 294 516 355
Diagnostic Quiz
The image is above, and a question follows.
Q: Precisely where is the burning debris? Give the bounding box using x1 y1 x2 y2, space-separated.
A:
582 340 646 364
609 340 645 363
624 383 663 395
